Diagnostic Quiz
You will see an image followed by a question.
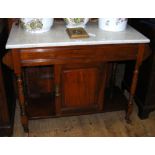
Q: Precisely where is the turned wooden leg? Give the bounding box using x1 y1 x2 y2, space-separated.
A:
17 75 29 133
125 96 133 123
125 69 138 123
125 44 145 123
125 63 139 123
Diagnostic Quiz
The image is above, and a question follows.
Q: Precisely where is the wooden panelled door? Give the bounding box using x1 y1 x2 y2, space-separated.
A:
55 63 108 115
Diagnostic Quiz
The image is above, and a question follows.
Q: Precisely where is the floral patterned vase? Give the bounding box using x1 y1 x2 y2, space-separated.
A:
98 18 128 32
20 18 54 33
64 18 89 28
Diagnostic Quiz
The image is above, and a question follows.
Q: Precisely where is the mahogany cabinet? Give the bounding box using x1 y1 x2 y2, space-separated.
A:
3 19 150 133
17 44 139 121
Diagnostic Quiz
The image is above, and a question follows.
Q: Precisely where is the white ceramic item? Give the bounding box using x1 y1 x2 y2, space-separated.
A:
98 18 128 32
20 18 54 33
64 18 89 28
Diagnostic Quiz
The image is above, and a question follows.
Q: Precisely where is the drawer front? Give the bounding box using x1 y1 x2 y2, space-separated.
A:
19 44 139 66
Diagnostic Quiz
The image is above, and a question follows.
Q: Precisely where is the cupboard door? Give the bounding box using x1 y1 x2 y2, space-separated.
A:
55 63 108 115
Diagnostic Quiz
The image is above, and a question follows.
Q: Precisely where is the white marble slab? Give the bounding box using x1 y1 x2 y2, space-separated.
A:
6 22 150 49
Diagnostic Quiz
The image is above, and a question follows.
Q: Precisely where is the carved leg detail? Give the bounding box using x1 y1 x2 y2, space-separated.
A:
17 75 29 134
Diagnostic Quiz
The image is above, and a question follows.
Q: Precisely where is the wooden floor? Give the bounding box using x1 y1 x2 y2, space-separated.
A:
13 102 155 137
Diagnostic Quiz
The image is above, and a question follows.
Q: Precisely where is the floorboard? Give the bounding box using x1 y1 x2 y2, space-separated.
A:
13 102 155 137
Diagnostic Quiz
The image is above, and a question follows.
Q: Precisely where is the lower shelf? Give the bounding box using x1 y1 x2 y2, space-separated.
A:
26 86 128 120
27 93 55 119
104 86 128 112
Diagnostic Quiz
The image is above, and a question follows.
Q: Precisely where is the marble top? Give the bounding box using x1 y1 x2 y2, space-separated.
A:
6 22 150 49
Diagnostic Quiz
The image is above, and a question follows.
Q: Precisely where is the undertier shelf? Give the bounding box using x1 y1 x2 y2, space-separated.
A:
26 86 128 119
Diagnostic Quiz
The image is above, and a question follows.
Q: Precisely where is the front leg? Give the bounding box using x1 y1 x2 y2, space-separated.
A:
125 95 134 123
17 74 29 133
125 68 139 123
125 44 145 123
